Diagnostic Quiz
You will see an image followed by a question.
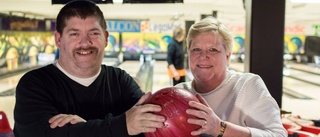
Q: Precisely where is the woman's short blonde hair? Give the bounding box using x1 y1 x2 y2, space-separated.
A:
173 27 185 39
186 16 234 54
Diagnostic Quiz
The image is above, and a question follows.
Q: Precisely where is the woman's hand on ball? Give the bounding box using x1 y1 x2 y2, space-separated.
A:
186 94 221 136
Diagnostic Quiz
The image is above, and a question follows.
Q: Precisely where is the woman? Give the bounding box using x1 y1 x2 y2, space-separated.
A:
176 17 287 137
167 27 186 86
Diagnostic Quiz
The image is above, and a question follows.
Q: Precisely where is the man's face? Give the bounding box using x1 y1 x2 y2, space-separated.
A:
54 16 108 75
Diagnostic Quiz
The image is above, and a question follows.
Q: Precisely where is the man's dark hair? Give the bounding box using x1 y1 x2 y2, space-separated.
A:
55 0 107 34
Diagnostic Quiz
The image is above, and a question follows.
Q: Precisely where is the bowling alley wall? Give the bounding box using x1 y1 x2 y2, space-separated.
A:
0 16 320 70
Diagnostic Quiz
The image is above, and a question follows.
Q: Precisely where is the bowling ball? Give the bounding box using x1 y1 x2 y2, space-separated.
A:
0 111 14 137
144 87 201 137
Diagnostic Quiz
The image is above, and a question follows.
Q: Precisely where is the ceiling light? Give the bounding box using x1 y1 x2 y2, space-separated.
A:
291 0 320 3
113 0 123 3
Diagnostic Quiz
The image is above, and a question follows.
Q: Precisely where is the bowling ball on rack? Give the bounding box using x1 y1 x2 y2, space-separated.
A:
144 87 201 137
0 111 14 137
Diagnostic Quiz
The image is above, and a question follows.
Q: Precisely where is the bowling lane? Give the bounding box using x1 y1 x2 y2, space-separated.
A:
0 59 119 95
283 68 320 85
117 61 142 78
229 61 245 72
0 96 15 130
230 61 320 89
286 61 320 75
152 61 171 93
283 76 320 100
284 64 320 86
102 58 120 67
0 70 32 129
282 76 320 119
282 91 320 120
229 61 320 119
0 73 23 94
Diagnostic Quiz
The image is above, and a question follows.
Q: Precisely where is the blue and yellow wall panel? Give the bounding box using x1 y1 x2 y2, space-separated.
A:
105 32 120 55
121 32 171 55
284 35 305 54
233 34 245 54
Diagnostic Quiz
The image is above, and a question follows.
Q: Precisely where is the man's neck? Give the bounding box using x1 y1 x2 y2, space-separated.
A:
54 61 101 86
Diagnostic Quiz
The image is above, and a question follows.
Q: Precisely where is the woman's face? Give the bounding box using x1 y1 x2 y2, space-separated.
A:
188 32 230 83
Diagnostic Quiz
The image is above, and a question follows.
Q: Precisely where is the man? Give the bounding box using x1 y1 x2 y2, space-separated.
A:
13 1 165 136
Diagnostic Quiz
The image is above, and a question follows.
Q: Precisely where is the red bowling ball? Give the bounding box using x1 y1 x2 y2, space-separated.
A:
0 111 14 137
144 87 201 137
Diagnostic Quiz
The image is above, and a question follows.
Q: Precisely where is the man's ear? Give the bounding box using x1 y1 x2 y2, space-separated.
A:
54 31 61 49
105 31 109 47
105 31 109 41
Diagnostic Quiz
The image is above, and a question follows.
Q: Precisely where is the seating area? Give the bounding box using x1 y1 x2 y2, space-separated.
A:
282 112 320 137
